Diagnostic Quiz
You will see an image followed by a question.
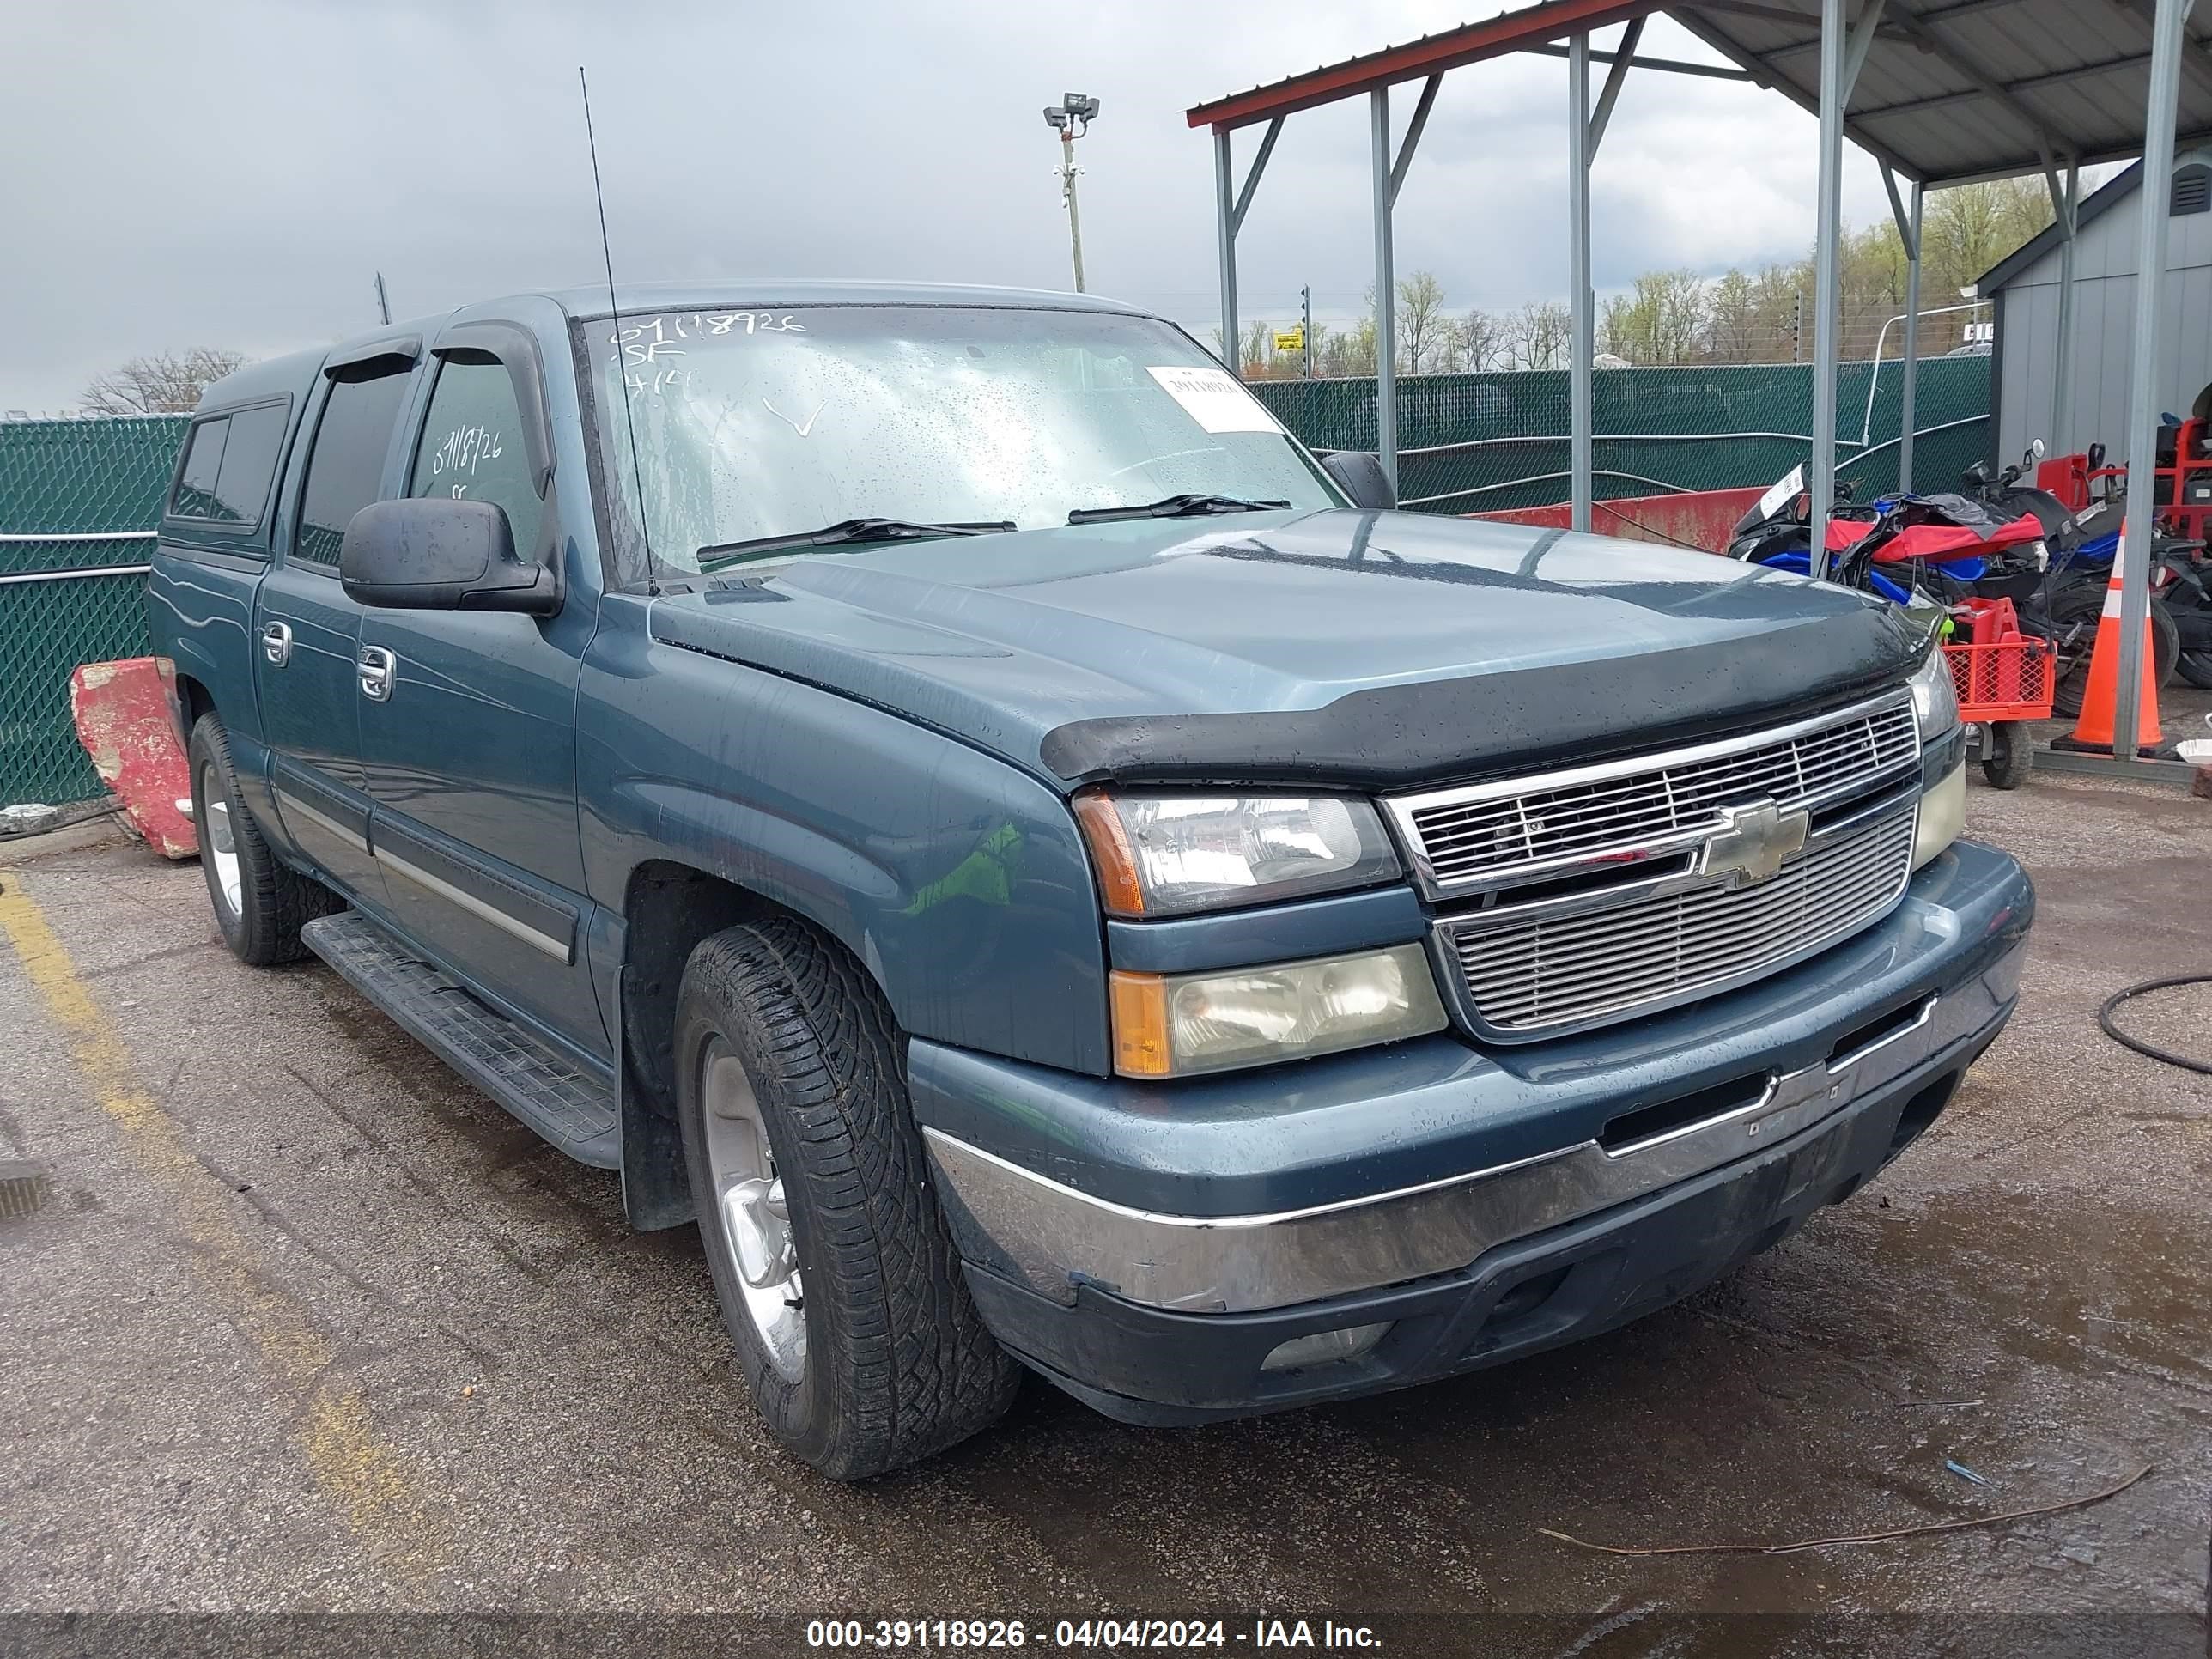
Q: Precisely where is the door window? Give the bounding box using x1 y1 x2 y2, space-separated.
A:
410 355 545 554
294 366 413 568
208 402 291 526
170 418 228 520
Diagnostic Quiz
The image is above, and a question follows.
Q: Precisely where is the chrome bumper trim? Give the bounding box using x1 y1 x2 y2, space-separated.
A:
924 949 2016 1316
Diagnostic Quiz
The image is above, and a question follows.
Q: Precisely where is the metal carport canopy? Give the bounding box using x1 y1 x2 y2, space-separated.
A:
1187 0 2210 775
1185 1 2212 184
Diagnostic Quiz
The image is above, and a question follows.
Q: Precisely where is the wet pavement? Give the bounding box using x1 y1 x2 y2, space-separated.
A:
1 729 2207 1654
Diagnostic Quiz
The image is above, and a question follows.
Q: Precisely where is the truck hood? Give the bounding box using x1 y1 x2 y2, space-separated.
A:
647 509 1928 789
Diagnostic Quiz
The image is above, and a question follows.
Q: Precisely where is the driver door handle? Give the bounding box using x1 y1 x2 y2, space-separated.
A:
260 622 292 666
358 645 397 702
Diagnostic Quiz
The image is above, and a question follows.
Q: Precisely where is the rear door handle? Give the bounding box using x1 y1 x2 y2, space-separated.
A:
358 645 397 702
260 622 292 666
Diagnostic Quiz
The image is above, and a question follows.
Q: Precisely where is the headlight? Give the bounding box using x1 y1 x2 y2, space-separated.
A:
1073 793 1399 917
1914 762 1966 869
1109 944 1448 1077
1907 644 1960 740
1907 644 1966 869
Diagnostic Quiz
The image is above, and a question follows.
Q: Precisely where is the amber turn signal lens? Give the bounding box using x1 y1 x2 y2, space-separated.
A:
1073 793 1147 916
1109 971 1172 1077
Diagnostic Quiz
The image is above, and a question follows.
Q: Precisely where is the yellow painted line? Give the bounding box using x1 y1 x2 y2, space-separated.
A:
0 877 448 1581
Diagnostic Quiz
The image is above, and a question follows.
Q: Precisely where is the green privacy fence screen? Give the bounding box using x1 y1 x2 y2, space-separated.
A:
1 416 185 806
1249 354 1993 514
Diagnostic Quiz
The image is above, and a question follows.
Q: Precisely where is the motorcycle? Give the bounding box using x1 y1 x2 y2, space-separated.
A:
1728 471 2056 787
1965 444 2183 714
2152 537 2212 689
1726 465 2047 606
1730 451 2180 719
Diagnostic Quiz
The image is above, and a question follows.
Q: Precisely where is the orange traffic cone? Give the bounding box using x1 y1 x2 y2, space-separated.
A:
2051 550 2165 757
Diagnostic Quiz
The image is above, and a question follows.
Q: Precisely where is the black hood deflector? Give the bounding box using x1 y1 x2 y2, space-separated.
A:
1039 619 1922 790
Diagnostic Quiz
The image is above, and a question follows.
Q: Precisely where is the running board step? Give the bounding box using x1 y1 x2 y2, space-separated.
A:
300 913 620 1168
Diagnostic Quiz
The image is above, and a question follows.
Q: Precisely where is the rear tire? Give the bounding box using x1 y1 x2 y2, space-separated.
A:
673 915 1018 1480
186 714 339 966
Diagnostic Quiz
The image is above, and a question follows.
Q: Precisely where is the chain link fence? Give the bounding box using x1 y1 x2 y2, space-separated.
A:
1 416 184 807
1250 355 1993 515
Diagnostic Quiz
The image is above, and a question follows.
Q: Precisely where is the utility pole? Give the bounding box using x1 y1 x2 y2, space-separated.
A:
1301 285 1314 379
1042 94 1101 293
374 271 392 325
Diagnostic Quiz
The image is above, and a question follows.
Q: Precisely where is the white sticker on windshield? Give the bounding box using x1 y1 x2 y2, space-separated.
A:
1146 365 1285 434
1757 464 1807 523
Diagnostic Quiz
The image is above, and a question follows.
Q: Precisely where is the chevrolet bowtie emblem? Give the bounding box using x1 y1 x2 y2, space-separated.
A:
1698 799 1809 889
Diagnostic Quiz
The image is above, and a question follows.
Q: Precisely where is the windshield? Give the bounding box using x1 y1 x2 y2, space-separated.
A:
582 305 1341 582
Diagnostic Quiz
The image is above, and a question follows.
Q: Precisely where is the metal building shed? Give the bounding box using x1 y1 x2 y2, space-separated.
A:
1981 148 2212 464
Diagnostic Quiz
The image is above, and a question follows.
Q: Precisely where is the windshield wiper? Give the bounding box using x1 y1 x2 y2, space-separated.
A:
1066 493 1291 526
696 517 1016 572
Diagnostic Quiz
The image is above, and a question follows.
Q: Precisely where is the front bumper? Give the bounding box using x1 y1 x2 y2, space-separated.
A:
915 839 2032 1419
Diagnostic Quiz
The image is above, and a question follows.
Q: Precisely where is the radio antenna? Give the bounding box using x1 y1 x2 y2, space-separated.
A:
579 65 658 592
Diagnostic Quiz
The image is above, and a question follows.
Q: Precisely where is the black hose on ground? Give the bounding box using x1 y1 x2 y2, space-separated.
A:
2099 975 2212 1076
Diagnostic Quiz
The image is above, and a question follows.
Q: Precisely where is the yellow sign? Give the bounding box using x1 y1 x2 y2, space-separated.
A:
1273 328 1305 353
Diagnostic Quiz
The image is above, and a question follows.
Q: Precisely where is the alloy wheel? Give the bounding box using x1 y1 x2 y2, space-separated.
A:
699 1036 807 1382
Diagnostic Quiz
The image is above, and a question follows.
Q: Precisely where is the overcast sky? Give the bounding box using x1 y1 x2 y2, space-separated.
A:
3 0 1913 414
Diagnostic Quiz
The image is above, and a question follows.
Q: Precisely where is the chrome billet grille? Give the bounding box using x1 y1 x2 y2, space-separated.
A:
1395 696 1920 895
1445 805 1918 1037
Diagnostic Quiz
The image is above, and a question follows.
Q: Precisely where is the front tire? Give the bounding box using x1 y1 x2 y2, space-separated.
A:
674 916 1018 1480
186 714 338 966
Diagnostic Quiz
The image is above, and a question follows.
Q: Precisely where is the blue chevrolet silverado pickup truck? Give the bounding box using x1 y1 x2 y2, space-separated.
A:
148 282 2032 1479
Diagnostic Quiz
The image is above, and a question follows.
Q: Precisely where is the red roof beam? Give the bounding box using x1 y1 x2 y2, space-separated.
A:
1185 0 1672 132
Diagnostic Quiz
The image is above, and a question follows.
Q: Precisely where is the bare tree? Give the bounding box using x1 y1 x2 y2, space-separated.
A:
1507 301 1572 371
1702 270 1763 364
1455 307 1510 372
1320 319 1375 378
1395 271 1449 375
1600 270 1708 366
81 349 250 416
1241 319 1276 379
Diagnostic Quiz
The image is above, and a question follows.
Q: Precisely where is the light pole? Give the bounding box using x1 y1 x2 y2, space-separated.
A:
1042 93 1100 292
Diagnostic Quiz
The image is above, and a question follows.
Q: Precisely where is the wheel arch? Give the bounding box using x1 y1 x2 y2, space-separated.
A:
173 671 216 744
612 857 888 1232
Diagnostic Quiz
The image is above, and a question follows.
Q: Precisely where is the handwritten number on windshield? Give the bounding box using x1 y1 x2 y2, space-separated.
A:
611 314 805 398
609 313 805 364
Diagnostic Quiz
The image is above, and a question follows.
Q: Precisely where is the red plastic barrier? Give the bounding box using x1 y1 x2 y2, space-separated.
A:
1470 488 1764 554
1474 489 2045 564
68 658 198 860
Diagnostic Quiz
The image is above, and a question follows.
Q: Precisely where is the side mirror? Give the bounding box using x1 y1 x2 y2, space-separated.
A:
340 498 560 616
2088 441 2106 472
1322 451 1396 511
2029 438 2046 462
